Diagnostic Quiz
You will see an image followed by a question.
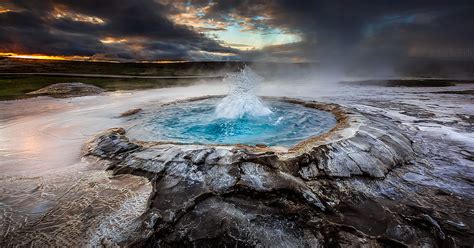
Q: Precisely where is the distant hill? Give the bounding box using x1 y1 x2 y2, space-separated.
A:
1 57 474 79
0 58 245 76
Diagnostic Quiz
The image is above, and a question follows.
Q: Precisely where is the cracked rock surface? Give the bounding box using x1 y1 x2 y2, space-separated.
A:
80 99 470 247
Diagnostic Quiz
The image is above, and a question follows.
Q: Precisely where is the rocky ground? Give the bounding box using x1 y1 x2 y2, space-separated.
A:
0 80 472 247
81 98 471 247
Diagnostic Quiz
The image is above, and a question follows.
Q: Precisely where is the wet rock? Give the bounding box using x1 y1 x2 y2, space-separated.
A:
27 82 104 98
157 196 320 247
83 128 139 160
82 98 473 247
119 108 142 117
299 113 414 179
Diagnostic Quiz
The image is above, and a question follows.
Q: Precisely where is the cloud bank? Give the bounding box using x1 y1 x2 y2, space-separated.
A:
1 0 473 66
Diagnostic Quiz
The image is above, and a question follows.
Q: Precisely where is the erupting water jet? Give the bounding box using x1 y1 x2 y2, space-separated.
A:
215 66 272 119
126 67 337 147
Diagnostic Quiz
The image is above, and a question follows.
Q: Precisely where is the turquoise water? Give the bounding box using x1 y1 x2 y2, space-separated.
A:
130 98 337 147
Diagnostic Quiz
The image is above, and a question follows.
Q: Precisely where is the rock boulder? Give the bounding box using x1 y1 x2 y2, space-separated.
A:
28 82 104 98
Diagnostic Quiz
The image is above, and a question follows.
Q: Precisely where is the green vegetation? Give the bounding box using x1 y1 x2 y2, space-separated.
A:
0 58 245 100
0 58 243 76
0 75 199 100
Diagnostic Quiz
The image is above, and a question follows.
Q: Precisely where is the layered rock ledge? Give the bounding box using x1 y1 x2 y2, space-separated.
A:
83 97 427 247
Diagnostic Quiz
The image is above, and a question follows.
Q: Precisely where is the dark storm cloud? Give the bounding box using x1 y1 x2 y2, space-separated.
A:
1 0 473 64
200 0 474 63
0 10 101 56
0 0 238 60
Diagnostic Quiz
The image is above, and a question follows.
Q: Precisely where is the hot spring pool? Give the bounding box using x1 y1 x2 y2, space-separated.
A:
127 98 337 147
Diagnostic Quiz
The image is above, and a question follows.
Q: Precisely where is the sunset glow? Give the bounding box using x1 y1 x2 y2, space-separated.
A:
99 37 128 44
0 6 12 14
52 7 105 24
0 53 91 61
0 52 191 63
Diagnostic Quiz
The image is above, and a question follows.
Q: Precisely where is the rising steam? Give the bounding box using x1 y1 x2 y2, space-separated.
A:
215 66 272 119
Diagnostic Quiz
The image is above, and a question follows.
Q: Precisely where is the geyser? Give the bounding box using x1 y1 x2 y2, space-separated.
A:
215 66 272 119
128 98 336 147
126 67 337 147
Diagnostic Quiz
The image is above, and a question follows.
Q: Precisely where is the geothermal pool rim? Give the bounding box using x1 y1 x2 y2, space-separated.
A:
82 96 417 246
121 96 354 153
84 96 415 179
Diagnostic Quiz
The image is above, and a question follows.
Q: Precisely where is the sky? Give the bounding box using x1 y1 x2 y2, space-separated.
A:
0 0 473 63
